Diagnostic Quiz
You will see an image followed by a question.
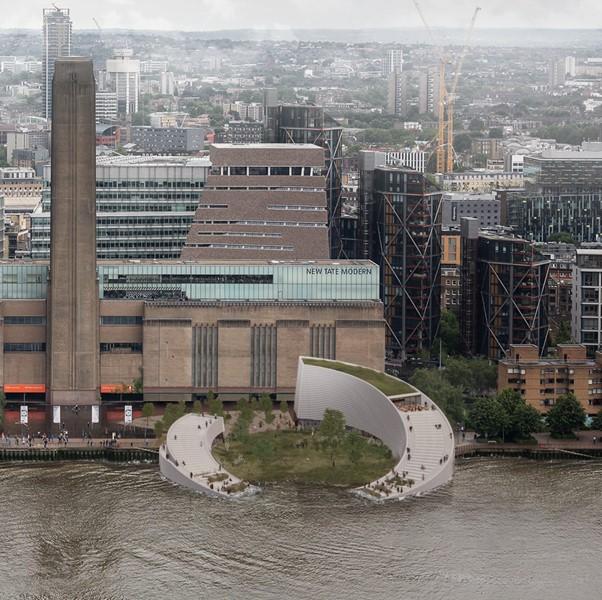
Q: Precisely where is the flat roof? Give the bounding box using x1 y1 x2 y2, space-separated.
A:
0 259 376 267
95 155 210 166
535 151 602 160
211 143 321 150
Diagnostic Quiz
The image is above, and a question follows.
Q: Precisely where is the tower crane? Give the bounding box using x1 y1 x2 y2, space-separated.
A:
412 2 481 173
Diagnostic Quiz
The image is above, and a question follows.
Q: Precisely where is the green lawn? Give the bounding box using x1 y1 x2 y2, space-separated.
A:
303 358 416 397
212 430 395 487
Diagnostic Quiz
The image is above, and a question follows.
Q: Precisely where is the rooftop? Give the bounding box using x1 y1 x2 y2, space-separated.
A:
95 155 210 167
302 358 416 397
211 143 321 150
0 258 376 267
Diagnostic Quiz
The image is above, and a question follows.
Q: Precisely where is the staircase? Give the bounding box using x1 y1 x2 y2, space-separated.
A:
159 413 255 498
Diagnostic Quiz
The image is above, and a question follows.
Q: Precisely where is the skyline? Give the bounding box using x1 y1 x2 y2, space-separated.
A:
2 0 602 32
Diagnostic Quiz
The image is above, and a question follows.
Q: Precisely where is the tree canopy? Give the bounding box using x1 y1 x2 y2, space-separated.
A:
546 393 586 438
469 389 541 441
319 409 347 466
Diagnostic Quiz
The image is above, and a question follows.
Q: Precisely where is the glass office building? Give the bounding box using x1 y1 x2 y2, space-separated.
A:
30 156 211 259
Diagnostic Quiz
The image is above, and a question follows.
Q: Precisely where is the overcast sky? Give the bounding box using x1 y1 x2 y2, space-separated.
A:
3 0 602 31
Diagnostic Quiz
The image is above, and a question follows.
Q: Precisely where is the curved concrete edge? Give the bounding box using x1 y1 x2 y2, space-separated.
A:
159 413 258 498
294 357 454 501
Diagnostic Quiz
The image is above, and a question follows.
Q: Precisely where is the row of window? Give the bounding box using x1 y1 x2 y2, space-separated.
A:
100 316 143 325
104 274 274 285
97 181 204 188
267 205 325 212
192 244 294 252
100 343 142 353
197 231 282 239
212 166 320 177
4 343 46 352
193 220 326 228
4 316 46 325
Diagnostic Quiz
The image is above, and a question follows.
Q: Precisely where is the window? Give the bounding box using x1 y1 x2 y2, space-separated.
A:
4 343 46 352
248 167 268 176
101 316 143 325
100 342 143 353
4 316 46 325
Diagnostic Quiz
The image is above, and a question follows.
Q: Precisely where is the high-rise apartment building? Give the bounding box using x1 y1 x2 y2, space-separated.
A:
387 71 408 117
572 246 602 355
549 58 567 87
383 47 403 76
418 66 441 116
359 151 442 361
42 6 71 121
460 218 550 360
181 144 329 260
105 49 140 115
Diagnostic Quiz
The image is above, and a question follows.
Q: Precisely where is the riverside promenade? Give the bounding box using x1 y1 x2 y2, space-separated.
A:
455 430 602 459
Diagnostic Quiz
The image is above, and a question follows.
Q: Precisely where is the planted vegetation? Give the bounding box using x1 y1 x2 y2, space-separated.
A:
213 409 396 487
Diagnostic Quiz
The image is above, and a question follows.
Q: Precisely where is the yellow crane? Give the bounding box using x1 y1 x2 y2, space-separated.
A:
412 2 481 173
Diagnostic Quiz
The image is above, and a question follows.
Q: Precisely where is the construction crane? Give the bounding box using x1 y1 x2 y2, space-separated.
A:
445 7 481 172
412 2 481 173
92 17 104 47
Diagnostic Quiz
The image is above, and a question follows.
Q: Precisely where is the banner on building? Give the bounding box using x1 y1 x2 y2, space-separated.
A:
20 405 28 425
91 405 100 424
124 405 133 424
52 406 61 424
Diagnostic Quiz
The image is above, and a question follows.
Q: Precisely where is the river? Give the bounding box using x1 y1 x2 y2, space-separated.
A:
0 458 600 599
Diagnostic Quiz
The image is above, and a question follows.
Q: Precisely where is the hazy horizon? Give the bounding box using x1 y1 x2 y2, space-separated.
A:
3 0 602 31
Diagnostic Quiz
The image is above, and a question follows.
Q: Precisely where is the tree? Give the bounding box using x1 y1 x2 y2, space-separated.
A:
345 431 364 466
132 374 143 394
192 399 203 415
279 400 288 415
470 396 507 439
154 420 164 439
319 409 347 467
470 390 540 442
444 357 497 397
454 133 473 153
548 232 575 244
207 391 223 417
546 393 586 438
488 127 504 139
141 402 155 439
439 310 460 355
410 368 466 424
236 397 253 424
497 389 541 441
260 393 274 424
555 320 572 345
162 401 186 429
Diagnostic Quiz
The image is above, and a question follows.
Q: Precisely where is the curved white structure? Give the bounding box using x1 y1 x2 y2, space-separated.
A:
294 357 454 500
159 413 255 498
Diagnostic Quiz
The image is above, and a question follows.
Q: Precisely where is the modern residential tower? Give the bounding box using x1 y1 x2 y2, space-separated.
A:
42 6 72 121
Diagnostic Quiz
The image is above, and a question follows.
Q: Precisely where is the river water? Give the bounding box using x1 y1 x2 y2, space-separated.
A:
0 458 600 600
